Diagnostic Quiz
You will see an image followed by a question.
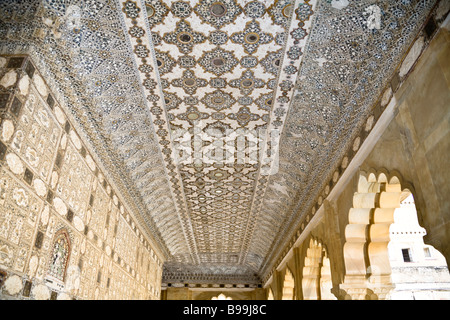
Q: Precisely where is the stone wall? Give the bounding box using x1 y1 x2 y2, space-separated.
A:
0 56 163 300
361 21 450 264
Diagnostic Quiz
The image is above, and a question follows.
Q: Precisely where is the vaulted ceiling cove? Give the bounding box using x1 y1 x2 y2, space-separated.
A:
0 0 437 285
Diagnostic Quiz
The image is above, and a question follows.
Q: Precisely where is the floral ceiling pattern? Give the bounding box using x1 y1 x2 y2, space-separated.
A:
0 0 439 284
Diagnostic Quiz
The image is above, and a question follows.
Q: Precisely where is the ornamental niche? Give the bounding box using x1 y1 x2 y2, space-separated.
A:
47 229 71 283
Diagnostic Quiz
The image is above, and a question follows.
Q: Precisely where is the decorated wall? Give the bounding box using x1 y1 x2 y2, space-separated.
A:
0 56 163 300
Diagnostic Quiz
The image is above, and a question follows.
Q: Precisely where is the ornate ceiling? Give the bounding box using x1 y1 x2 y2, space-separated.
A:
0 0 439 284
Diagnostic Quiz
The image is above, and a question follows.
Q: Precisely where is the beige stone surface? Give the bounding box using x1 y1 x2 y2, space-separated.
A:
69 130 82 150
73 215 85 232
32 284 50 300
53 197 67 216
85 154 96 171
32 74 48 97
0 57 6 68
33 178 47 197
6 152 24 175
28 255 39 278
4 275 23 295
18 74 30 96
400 36 424 77
1 119 15 142
54 106 66 125
40 205 50 226
0 70 17 88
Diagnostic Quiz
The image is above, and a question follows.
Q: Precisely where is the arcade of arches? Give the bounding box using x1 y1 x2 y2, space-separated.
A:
0 1 449 301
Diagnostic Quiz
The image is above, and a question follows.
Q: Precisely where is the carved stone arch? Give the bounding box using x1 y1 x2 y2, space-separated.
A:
281 267 295 300
211 293 232 300
342 169 450 300
342 169 403 299
320 250 336 300
302 237 337 300
267 287 274 300
47 228 72 283
395 177 426 230
387 170 402 186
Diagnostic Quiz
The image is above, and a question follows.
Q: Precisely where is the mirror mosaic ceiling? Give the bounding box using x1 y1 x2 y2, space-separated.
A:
0 0 438 284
